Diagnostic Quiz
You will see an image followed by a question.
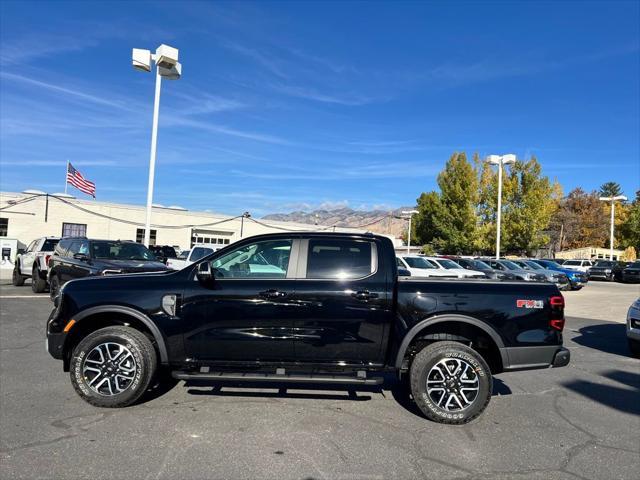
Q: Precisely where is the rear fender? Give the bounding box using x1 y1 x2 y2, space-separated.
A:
394 314 507 369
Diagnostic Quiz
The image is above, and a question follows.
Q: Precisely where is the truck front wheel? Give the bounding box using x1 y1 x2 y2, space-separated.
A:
69 326 157 408
409 341 492 424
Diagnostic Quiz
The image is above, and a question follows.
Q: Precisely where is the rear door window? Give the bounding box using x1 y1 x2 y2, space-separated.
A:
306 239 374 279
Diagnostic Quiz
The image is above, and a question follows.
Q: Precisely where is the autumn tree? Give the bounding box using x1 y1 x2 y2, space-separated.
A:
550 188 609 250
618 190 640 251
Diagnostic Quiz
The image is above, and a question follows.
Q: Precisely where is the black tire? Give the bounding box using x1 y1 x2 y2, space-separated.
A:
69 326 157 408
409 341 492 424
49 274 60 300
628 339 640 358
31 266 47 293
12 264 25 286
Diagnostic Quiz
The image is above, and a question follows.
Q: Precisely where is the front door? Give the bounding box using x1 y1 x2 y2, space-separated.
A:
181 238 298 362
292 237 392 365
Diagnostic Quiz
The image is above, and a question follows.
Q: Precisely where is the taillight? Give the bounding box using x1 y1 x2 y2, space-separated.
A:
549 295 565 331
45 255 51 267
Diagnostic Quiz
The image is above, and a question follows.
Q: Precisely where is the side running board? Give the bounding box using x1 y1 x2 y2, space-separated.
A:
172 370 384 385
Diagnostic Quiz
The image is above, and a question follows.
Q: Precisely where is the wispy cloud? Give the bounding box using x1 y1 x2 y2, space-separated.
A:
220 40 289 79
0 72 134 110
272 84 380 106
169 90 247 115
165 117 291 145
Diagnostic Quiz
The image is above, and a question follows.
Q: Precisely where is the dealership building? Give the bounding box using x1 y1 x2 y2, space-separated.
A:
0 191 376 261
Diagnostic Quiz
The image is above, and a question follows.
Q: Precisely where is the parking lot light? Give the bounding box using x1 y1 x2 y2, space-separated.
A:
132 44 182 247
485 154 517 259
401 210 419 254
599 195 627 260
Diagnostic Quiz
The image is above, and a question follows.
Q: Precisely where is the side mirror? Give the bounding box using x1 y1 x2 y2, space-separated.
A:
196 262 213 283
73 253 89 262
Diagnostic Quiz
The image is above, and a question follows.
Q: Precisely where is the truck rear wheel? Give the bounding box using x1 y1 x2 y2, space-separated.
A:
32 266 47 293
69 326 157 408
409 341 492 424
12 265 25 286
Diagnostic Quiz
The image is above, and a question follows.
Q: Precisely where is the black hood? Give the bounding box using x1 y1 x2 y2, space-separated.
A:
93 259 169 273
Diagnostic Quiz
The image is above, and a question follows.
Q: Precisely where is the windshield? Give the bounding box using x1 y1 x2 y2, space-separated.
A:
91 241 157 261
564 260 581 266
470 260 491 270
500 260 522 270
436 259 463 269
177 250 189 259
524 261 544 270
594 261 615 267
403 257 436 269
537 260 561 269
629 262 640 268
42 239 59 251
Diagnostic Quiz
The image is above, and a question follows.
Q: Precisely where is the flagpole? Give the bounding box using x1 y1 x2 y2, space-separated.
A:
64 160 69 194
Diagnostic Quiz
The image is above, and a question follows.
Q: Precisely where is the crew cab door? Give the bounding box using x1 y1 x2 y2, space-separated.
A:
292 237 392 365
181 238 299 362
20 240 37 275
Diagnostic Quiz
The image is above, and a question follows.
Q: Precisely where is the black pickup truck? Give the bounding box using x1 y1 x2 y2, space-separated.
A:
46 232 569 424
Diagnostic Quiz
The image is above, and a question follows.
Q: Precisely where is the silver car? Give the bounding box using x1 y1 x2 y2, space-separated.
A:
512 259 570 290
627 298 640 358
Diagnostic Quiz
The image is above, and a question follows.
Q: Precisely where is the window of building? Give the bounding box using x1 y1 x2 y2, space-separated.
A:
136 228 157 246
191 229 233 248
306 239 374 279
0 218 7 236
62 223 87 237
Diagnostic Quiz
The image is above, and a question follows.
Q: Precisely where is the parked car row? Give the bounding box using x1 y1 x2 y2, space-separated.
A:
395 255 582 290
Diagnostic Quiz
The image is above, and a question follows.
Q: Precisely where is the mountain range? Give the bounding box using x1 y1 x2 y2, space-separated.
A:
263 207 414 238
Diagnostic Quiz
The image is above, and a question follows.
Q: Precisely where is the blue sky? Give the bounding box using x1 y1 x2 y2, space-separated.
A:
1 1 638 216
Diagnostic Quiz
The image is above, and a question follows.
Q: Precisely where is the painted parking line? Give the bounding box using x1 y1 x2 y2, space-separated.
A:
0 295 50 299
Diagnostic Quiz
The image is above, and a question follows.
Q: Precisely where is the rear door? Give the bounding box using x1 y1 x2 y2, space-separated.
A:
292 237 393 366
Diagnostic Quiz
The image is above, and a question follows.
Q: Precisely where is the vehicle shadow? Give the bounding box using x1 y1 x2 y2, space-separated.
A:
570 323 630 357
183 374 512 419
562 370 639 416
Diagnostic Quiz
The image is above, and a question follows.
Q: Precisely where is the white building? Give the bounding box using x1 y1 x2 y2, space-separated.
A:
0 191 372 260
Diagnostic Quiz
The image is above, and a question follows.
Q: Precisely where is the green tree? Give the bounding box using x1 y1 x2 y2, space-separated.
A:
550 188 609 250
599 181 623 198
413 191 443 249
500 157 562 255
433 152 479 253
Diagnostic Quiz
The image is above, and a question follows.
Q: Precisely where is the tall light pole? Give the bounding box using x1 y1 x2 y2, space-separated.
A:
402 210 419 254
132 45 182 246
599 195 627 260
486 154 517 258
240 211 251 238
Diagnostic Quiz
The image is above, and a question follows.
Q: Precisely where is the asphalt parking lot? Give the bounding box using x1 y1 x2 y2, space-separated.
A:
0 280 638 480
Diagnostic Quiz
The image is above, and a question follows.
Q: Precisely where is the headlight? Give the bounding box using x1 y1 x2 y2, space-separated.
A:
605 269 612 273
632 299 640 310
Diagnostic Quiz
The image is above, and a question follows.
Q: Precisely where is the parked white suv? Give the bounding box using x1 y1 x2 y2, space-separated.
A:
166 246 219 270
396 256 457 278
13 237 60 292
561 259 593 273
423 256 486 279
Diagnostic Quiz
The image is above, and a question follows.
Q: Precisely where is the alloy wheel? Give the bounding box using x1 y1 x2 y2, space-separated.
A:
426 357 480 411
82 342 137 396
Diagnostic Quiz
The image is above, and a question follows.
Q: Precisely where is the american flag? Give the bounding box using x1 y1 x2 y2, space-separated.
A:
66 162 96 197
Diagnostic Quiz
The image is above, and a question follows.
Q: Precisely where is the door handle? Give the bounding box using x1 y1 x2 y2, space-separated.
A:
351 290 378 301
259 289 287 299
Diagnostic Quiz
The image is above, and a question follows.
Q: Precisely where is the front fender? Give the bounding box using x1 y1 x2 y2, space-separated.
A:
71 305 169 363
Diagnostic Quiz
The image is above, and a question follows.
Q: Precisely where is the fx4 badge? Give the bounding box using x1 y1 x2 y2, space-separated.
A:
516 299 544 309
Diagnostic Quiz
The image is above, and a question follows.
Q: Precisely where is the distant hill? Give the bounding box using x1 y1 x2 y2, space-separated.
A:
263 207 414 238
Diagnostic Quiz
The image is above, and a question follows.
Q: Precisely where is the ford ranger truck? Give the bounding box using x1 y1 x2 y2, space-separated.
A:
46 232 569 424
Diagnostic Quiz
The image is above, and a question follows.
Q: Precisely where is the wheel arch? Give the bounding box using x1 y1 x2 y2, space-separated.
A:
395 314 507 372
63 306 169 370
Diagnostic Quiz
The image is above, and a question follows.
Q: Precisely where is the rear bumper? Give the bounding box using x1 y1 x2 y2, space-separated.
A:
501 345 570 371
